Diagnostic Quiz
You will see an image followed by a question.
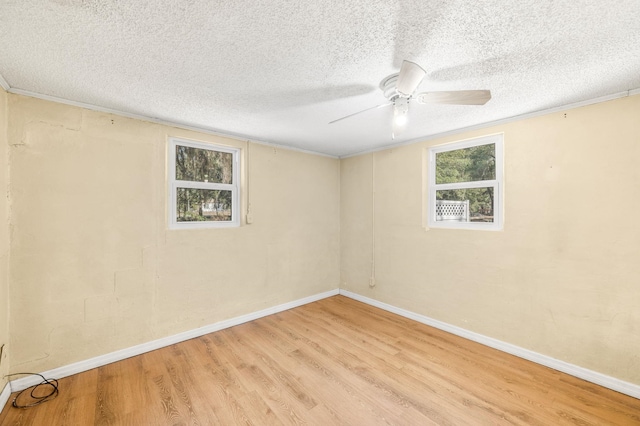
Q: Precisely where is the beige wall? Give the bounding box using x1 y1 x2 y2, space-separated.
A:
3 90 639 387
7 94 340 373
341 94 640 385
0 88 9 389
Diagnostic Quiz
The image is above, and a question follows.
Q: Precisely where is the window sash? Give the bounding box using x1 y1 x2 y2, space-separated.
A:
427 134 503 230
168 138 240 229
173 180 235 191
433 180 498 191
429 183 500 227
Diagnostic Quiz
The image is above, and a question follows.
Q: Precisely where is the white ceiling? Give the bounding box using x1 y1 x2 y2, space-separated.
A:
1 0 639 157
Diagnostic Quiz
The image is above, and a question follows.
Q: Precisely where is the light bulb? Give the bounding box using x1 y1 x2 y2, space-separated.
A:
393 97 409 126
394 113 408 126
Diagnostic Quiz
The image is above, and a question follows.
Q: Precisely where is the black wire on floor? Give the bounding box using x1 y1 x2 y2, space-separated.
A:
5 373 59 408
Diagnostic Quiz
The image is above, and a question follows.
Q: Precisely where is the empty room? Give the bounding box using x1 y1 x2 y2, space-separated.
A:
1 1 640 424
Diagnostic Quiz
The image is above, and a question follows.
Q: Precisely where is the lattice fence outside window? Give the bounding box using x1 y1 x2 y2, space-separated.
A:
435 200 470 222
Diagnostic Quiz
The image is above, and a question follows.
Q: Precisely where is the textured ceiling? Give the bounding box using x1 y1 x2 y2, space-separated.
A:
1 0 639 157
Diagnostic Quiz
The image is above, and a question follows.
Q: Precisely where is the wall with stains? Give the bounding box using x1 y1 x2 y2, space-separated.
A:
0 88 9 388
7 94 340 373
341 94 640 385
5 89 640 389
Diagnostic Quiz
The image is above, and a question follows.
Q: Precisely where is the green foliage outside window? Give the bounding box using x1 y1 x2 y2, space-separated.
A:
435 144 495 220
175 145 234 222
176 145 233 183
176 188 232 222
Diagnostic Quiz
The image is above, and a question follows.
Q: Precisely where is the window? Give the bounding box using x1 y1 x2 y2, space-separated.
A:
168 138 240 229
427 134 503 230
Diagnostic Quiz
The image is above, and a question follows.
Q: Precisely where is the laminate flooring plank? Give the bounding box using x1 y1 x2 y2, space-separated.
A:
306 403 354 426
197 332 287 425
167 342 230 425
233 362 308 425
265 308 432 424
0 407 36 426
283 307 406 371
236 390 282 425
119 355 161 422
240 324 394 425
94 360 130 426
300 315 502 424
279 325 431 423
394 335 556 422
288 347 437 425
281 307 460 424
237 313 414 424
187 360 249 425
228 323 318 411
50 370 98 426
350 302 616 424
396 321 639 425
300 301 404 357
556 375 640 423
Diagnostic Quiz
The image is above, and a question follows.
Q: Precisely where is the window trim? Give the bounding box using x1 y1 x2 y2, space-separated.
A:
427 134 504 231
168 137 240 229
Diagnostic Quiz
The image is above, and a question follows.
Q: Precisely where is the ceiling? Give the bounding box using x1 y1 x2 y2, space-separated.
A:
1 1 639 157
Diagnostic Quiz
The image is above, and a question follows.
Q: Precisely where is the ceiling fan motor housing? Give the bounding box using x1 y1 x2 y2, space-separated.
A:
380 74 402 101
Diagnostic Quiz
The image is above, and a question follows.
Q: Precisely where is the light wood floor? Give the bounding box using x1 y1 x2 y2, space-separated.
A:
1 295 639 425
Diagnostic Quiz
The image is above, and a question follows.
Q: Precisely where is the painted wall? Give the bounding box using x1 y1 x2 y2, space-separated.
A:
0 88 9 389
7 94 340 373
341 94 640 385
4 90 639 387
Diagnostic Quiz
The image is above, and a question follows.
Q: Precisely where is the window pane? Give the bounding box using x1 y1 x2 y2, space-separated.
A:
176 145 233 184
176 188 232 222
435 144 495 184
435 187 494 223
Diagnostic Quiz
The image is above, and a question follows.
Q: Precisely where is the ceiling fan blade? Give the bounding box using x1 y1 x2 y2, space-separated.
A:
395 60 426 96
329 102 392 124
416 90 492 105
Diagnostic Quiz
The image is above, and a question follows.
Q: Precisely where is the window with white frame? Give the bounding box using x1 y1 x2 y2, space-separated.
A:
427 134 503 230
168 138 240 229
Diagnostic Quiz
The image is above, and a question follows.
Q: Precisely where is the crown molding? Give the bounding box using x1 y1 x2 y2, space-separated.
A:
0 74 9 91
6 84 638 160
6 88 338 159
340 89 640 158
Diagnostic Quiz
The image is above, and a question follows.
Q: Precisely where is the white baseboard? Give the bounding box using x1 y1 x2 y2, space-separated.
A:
4 286 637 413
6 289 339 395
339 289 640 400
0 381 11 412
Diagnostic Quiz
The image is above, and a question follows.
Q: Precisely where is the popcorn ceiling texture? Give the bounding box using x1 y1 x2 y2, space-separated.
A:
1 0 639 156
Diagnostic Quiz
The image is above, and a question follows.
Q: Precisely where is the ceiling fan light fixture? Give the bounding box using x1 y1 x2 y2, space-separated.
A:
329 59 491 129
394 113 408 126
393 97 409 126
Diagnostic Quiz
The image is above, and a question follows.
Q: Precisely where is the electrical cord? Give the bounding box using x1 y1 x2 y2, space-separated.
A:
5 372 59 408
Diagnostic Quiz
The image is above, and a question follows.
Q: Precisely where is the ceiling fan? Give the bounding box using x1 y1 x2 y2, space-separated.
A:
329 60 491 139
